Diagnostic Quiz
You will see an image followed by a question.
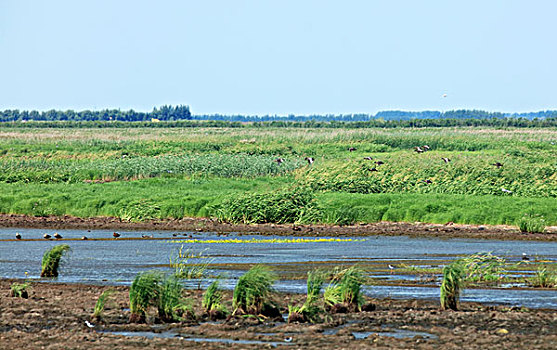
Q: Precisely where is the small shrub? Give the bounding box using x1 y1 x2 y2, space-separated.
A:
517 214 546 233
233 265 276 315
92 289 114 320
10 282 30 298
41 244 70 277
440 262 465 311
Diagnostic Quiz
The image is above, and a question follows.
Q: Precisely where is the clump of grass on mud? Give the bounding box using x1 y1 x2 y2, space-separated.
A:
529 265 557 288
288 269 327 323
40 244 70 277
232 265 277 316
10 282 30 298
324 265 366 312
517 214 546 234
440 262 465 311
460 252 507 282
129 271 192 323
92 289 115 320
213 187 322 224
202 278 228 320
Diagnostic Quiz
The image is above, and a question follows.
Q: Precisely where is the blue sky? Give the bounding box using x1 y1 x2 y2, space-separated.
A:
1 1 556 115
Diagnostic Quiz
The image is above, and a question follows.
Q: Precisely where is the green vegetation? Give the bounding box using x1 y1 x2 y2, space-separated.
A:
232 265 276 315
10 282 30 298
0 126 555 227
169 245 212 280
460 252 507 282
40 244 70 277
440 262 465 311
92 289 114 320
529 266 557 288
324 266 366 311
288 269 327 323
202 279 228 319
517 214 546 234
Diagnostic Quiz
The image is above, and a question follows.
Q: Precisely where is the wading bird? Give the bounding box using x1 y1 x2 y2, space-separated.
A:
441 157 451 163
113 232 120 238
43 234 51 239
54 233 63 239
15 232 21 240
522 253 530 261
388 264 396 274
305 157 314 165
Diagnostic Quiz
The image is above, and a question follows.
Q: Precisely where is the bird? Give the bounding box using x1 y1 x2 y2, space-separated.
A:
284 337 293 343
414 146 424 153
501 188 512 194
113 232 120 238
442 93 448 98
492 162 503 168
53 233 63 239
274 158 284 165
84 320 95 329
368 167 378 172
304 157 314 165
423 145 430 151
348 147 356 152
43 233 51 239
375 161 384 166
424 179 433 184
363 156 373 161
81 236 88 240
441 157 451 163
388 264 396 274
521 253 530 261
142 234 154 239
15 233 21 240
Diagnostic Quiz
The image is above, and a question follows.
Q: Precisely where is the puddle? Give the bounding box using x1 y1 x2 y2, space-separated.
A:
353 329 438 340
102 330 293 346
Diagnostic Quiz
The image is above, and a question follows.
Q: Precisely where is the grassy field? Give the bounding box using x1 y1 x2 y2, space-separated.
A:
0 126 556 227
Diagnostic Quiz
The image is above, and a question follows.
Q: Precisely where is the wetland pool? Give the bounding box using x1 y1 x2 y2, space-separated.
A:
1 228 556 309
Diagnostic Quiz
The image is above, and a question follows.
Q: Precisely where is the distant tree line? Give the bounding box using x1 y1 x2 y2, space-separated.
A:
1 105 557 124
0 105 191 122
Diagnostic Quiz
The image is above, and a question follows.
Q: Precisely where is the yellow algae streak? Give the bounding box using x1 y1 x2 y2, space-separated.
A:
166 238 365 244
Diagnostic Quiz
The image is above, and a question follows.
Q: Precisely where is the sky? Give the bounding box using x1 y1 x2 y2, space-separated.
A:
1 0 556 115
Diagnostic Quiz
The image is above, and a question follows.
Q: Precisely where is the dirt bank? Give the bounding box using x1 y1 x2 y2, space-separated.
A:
1 280 555 350
0 213 555 241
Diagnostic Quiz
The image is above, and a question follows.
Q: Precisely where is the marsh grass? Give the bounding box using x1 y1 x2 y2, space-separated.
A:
440 262 465 311
288 269 326 323
529 266 557 288
324 265 366 312
460 252 507 282
40 244 70 277
10 282 30 298
213 187 322 224
169 245 212 280
158 274 193 322
517 214 546 233
92 289 114 320
233 265 276 315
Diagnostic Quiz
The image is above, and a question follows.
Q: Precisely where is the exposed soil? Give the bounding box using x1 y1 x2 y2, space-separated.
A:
0 214 555 241
1 280 555 349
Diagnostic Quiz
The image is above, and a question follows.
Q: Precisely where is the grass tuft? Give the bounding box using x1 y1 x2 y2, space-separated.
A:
517 214 546 233
40 244 70 277
324 265 366 311
440 262 465 311
10 282 30 298
232 265 276 315
92 289 114 320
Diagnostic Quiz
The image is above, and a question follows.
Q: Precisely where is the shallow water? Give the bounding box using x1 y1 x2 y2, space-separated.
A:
1 228 556 308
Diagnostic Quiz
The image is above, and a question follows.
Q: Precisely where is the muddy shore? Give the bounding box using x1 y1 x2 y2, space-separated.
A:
0 213 555 241
1 279 555 350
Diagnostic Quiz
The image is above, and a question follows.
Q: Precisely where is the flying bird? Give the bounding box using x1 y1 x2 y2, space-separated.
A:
442 93 448 98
